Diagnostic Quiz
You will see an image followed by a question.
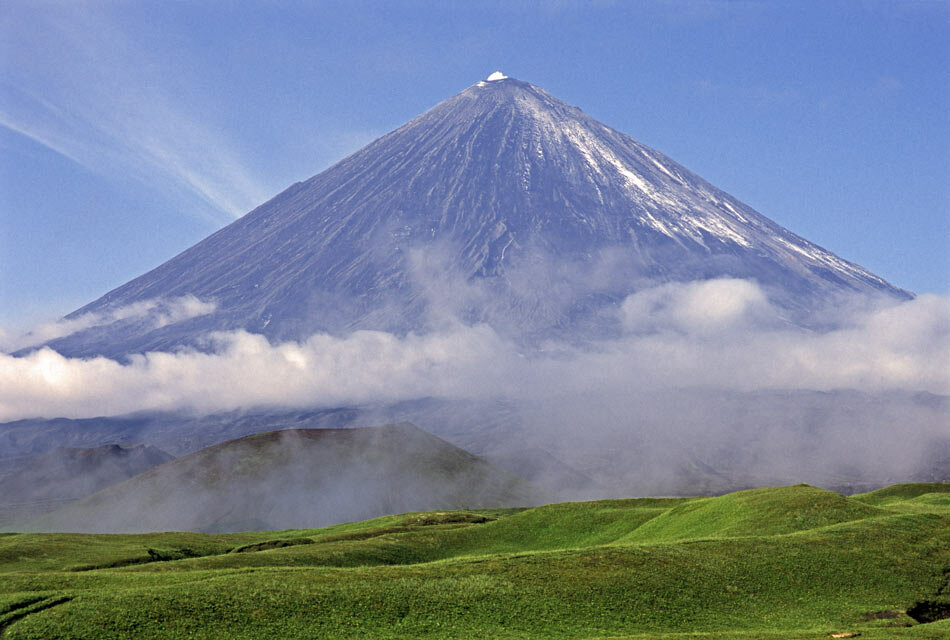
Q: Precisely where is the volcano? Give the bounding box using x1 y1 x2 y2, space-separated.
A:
41 73 908 358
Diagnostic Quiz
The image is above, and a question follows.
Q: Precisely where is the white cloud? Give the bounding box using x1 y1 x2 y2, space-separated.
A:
0 281 946 422
0 325 511 421
0 296 216 353
620 278 773 334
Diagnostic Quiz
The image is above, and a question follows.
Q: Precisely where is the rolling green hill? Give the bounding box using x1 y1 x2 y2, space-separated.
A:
852 482 950 505
1 483 947 639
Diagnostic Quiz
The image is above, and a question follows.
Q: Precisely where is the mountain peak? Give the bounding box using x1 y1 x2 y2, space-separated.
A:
45 77 909 357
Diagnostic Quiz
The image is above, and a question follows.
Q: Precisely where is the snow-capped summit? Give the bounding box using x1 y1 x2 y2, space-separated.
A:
45 75 909 357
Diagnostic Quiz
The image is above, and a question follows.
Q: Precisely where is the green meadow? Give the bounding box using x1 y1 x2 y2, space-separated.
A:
1 483 947 639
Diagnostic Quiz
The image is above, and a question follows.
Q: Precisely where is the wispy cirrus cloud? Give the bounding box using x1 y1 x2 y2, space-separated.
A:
0 4 270 221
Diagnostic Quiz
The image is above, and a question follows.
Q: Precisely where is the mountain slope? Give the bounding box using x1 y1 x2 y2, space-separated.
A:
44 75 908 358
25 423 533 533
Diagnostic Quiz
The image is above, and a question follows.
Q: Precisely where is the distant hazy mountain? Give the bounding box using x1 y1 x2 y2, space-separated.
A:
0 443 172 527
26 423 533 533
42 74 908 358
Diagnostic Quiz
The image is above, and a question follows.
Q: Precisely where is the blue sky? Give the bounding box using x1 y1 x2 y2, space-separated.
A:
1 0 948 330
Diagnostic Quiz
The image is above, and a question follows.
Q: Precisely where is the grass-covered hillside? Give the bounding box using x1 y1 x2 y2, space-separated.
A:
1 483 948 639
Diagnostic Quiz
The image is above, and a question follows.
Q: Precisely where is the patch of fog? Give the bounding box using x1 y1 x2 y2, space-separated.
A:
1 295 216 352
20 425 529 533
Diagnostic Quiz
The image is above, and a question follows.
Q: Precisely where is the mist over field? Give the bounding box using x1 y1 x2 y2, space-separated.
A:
2 277 947 505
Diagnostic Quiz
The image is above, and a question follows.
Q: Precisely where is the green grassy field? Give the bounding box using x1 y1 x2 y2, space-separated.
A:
1 483 947 639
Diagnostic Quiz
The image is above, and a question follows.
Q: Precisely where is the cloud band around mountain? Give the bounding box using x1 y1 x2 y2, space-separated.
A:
1 280 946 422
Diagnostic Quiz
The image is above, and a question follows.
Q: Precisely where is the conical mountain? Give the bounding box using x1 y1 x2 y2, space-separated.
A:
48 74 908 357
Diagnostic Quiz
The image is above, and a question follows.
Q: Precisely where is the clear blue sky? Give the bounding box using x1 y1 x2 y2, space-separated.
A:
1 0 948 330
